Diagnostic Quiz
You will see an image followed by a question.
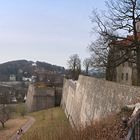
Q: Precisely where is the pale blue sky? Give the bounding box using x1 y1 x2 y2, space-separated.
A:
0 0 105 68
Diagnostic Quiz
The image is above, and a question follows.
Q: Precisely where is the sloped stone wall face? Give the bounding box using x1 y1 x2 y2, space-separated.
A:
26 85 55 112
61 75 140 127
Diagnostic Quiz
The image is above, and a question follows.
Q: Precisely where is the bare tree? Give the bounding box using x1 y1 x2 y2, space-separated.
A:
67 54 81 80
89 35 110 68
83 58 92 75
89 34 119 81
91 0 140 85
0 106 10 128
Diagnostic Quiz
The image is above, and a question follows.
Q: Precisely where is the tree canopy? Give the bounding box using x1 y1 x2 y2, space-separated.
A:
67 54 81 80
90 0 140 85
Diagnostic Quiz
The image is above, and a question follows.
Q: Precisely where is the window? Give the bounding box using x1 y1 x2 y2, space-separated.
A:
126 73 128 81
121 73 124 80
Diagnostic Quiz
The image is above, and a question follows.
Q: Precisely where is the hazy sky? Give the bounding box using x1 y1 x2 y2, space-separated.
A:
0 0 106 68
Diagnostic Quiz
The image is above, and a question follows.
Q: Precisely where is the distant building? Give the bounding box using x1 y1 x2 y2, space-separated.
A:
32 62 37 67
9 74 16 81
31 75 37 83
112 19 140 85
11 96 17 103
22 77 32 82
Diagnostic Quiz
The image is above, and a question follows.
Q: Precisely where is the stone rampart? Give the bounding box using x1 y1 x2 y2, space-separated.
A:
61 75 140 127
26 84 55 112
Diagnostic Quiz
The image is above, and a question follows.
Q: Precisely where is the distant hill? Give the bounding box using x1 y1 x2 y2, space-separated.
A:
0 60 65 81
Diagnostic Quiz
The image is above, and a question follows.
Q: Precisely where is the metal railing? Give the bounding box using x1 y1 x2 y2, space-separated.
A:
126 110 140 140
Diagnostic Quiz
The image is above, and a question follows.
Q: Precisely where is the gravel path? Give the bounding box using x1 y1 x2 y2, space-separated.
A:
10 116 35 140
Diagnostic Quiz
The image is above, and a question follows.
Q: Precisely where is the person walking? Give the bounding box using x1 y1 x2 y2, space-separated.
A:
20 128 23 134
17 128 23 135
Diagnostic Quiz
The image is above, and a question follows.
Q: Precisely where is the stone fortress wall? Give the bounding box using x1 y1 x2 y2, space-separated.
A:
26 84 62 112
61 75 140 127
26 84 55 112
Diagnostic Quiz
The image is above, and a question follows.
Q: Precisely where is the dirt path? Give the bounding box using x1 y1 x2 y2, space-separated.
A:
10 116 35 140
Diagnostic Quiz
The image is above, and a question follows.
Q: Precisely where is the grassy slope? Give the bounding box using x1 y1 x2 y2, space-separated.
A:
0 117 27 140
21 107 70 140
21 107 133 140
0 103 28 140
0 105 132 140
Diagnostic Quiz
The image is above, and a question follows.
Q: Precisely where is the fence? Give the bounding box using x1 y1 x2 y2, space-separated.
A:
126 110 140 140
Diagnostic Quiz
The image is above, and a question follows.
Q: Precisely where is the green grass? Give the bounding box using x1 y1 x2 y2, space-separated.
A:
0 103 28 140
7 103 27 119
21 107 70 140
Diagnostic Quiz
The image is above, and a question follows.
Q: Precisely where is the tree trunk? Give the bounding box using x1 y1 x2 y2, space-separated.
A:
106 45 117 81
86 66 89 76
106 67 116 81
136 47 140 86
0 121 5 128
